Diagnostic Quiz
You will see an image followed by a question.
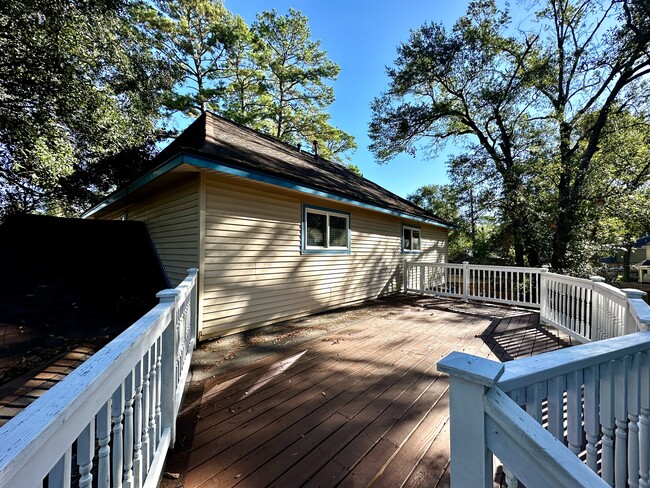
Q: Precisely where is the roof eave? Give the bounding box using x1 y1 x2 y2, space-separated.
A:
83 150 453 230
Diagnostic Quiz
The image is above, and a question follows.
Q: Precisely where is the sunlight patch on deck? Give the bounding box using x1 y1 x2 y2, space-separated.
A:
240 350 307 399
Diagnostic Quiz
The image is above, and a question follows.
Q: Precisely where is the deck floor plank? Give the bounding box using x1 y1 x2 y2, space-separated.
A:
195 311 463 487
187 310 453 485
304 315 487 488
165 297 571 488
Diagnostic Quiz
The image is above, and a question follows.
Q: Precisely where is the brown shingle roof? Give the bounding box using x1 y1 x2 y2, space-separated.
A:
90 112 451 227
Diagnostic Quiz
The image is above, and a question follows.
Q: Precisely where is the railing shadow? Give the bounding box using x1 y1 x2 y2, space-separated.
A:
479 312 574 362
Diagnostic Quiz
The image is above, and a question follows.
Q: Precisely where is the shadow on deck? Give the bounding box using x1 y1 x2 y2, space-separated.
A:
161 296 573 488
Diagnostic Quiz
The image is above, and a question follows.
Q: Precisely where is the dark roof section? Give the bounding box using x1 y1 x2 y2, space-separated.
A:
97 112 451 227
0 214 170 357
634 236 650 248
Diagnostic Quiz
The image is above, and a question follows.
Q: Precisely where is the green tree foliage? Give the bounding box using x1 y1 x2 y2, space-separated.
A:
345 163 363 176
0 0 174 217
220 22 268 129
248 8 356 162
141 4 356 161
136 0 248 116
369 0 650 272
408 181 501 262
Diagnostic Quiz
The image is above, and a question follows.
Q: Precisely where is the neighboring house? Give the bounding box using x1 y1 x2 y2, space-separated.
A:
633 236 650 283
84 112 451 340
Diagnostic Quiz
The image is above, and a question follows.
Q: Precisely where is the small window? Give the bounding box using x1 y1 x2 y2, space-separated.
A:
403 225 421 253
303 205 350 254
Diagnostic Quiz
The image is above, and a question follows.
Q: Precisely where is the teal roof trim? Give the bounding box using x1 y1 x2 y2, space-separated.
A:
84 152 452 229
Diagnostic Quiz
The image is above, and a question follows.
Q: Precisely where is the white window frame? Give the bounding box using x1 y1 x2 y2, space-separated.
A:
402 225 422 253
303 205 350 254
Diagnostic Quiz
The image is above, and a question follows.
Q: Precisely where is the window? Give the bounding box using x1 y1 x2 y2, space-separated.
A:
303 205 350 254
402 225 421 253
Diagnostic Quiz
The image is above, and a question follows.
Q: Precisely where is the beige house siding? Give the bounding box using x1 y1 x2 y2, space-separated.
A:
98 176 200 286
201 173 447 339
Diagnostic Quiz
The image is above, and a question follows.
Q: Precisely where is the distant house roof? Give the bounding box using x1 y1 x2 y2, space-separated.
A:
634 236 650 248
84 112 452 228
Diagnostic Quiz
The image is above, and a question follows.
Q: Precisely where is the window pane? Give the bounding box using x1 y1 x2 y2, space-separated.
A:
412 230 421 250
306 212 326 247
403 228 411 250
329 215 348 248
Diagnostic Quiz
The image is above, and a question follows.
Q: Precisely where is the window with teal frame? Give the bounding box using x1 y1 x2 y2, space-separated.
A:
302 205 350 254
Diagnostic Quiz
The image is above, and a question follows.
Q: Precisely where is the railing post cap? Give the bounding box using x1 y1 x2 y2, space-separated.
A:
186 267 199 274
437 352 505 387
540 266 548 273
590 276 606 282
462 261 469 265
157 288 180 302
622 288 648 299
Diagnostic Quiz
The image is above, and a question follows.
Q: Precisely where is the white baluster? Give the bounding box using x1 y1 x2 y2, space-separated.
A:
640 351 650 488
584 286 590 336
516 271 520 303
148 343 157 459
142 350 151 471
133 360 144 488
547 375 566 440
566 369 583 456
420 265 425 293
49 447 72 488
97 400 111 488
615 357 630 487
526 382 544 424
112 383 125 488
601 360 616 485
584 365 600 472
509 270 513 302
569 285 577 331
578 286 585 336
629 353 642 488
156 336 163 445
123 371 135 488
77 422 95 488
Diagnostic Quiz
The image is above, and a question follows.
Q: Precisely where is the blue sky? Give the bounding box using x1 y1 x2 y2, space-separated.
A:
221 0 472 198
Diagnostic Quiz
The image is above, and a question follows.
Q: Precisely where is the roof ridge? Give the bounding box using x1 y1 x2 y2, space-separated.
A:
204 110 322 158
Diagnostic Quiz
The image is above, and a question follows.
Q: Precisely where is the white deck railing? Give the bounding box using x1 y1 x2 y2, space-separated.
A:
434 263 650 487
405 262 650 342
439 333 650 487
404 262 542 308
0 268 198 488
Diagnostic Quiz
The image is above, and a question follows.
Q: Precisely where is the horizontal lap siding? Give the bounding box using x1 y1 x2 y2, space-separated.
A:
98 177 200 286
201 174 447 339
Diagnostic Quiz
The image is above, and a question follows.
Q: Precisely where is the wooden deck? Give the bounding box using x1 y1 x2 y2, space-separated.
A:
163 297 573 488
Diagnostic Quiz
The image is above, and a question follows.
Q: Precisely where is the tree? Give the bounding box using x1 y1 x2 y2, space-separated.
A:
136 0 247 116
370 0 548 266
249 8 356 162
220 22 269 129
0 0 174 217
568 110 650 278
369 0 650 271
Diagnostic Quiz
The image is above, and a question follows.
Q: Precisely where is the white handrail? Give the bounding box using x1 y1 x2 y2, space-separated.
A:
439 339 650 488
0 268 198 488
483 387 607 488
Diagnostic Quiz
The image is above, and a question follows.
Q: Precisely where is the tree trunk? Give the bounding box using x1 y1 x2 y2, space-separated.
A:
623 241 632 282
551 210 573 271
